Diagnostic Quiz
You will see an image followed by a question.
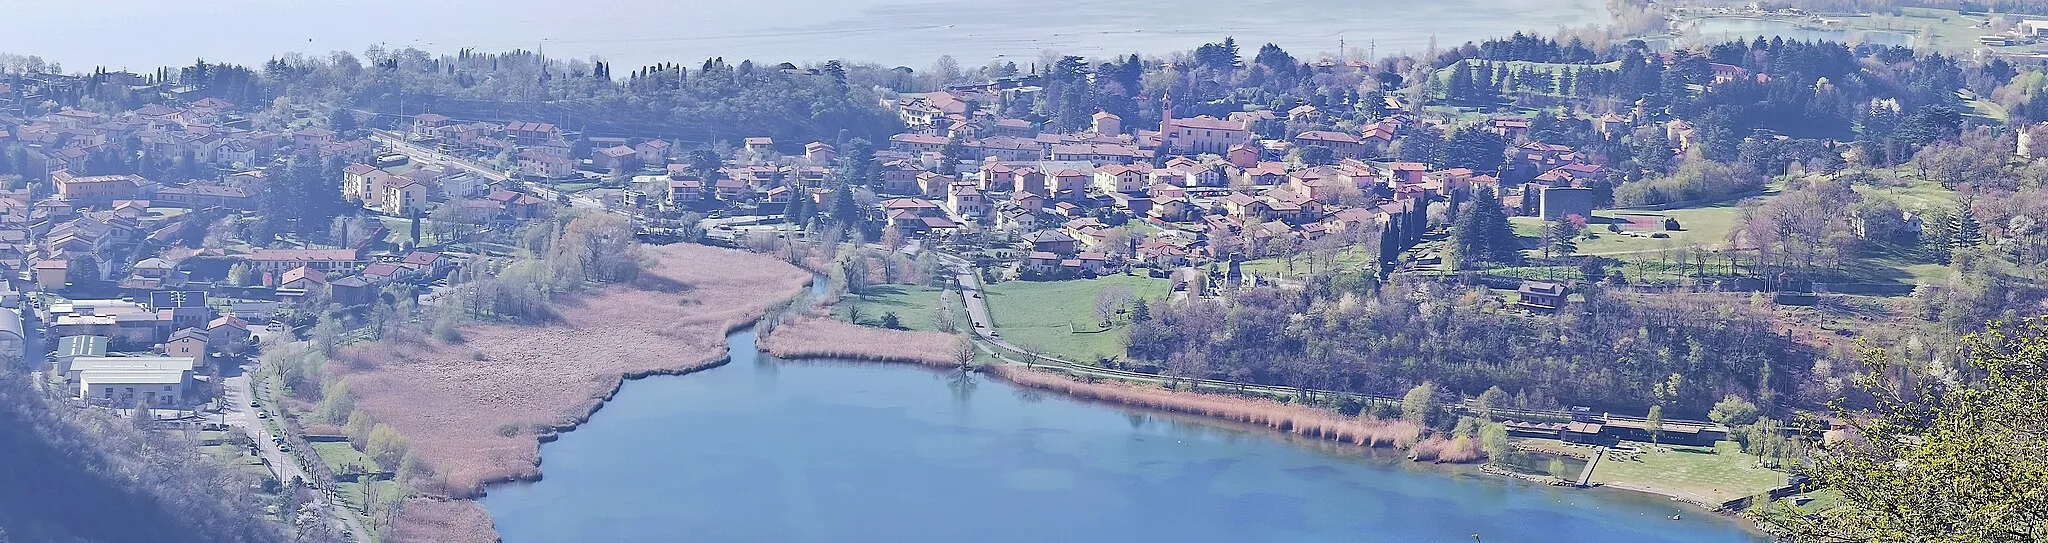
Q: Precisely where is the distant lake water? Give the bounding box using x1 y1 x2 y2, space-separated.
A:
0 0 1606 70
478 328 1764 543
1684 17 1914 47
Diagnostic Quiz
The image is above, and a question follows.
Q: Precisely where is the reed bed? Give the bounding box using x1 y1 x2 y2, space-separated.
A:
1408 435 1484 463
391 498 495 543
989 366 1432 452
759 313 965 367
336 244 809 522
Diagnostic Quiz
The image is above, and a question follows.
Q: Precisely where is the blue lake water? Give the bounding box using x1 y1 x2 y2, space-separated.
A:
479 328 1764 543
1686 17 1914 47
0 0 1605 70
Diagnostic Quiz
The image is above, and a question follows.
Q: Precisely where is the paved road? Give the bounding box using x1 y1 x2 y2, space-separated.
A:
221 373 303 486
371 131 611 212
224 370 371 541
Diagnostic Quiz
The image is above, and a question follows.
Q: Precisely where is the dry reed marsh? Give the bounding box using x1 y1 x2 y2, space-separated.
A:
391 498 495 543
336 244 810 542
760 312 966 367
988 366 1438 453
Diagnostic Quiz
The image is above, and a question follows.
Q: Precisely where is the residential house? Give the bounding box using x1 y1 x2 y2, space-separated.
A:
1489 118 1531 140
890 133 947 154
206 315 250 347
279 266 326 293
293 126 334 148
743 137 775 156
485 189 544 218
155 184 253 209
1388 162 1428 184
1023 251 1063 275
243 248 362 274
1021 230 1078 255
635 139 672 163
503 121 561 145
1093 164 1147 194
519 148 575 178
805 142 836 163
411 113 456 138
1292 131 1365 159
378 177 429 216
329 276 373 306
342 163 391 207
1159 112 1252 155
945 184 986 219
666 177 704 207
1227 144 1261 168
162 327 209 359
33 259 67 290
1091 111 1121 136
593 145 639 171
1516 280 1567 311
53 171 146 204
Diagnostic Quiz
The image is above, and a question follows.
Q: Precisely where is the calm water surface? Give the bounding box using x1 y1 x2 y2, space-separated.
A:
1685 17 1914 47
480 328 1763 543
0 0 1606 70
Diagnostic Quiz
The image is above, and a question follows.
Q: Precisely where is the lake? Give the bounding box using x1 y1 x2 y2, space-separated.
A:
0 0 1605 71
479 327 1764 543
1683 17 1915 48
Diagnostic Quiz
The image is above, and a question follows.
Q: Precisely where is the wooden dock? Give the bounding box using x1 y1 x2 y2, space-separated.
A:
1575 447 1605 487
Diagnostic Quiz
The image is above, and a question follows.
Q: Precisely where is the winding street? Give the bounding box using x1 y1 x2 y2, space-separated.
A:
222 365 370 541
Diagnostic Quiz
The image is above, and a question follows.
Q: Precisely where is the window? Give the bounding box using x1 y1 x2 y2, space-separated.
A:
164 386 173 391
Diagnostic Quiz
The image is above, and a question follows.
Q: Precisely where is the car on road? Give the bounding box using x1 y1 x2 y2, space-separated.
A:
256 412 269 419
278 445 292 453
250 401 260 408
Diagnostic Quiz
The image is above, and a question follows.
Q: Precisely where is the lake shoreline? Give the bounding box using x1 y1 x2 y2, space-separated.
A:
369 245 815 543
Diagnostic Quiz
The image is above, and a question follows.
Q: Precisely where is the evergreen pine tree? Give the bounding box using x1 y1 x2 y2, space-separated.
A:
1949 200 1984 251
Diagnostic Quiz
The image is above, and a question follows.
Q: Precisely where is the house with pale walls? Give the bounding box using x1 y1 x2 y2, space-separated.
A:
945 184 987 220
1093 164 1148 194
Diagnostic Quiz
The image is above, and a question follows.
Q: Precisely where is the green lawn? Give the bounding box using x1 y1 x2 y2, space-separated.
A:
1590 440 1787 506
836 284 946 332
202 443 275 480
984 274 1173 365
1238 245 1378 278
309 440 377 475
336 478 405 542
554 182 599 193
1577 205 1743 257
1854 174 1955 211
1832 7 1988 54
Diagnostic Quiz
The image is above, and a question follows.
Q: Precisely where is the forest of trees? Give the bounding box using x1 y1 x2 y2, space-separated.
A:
1123 278 1809 417
0 376 296 543
149 49 905 147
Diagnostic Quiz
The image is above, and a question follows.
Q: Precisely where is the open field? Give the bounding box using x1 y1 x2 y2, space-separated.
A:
309 440 376 475
1831 8 1996 54
983 275 1172 365
831 284 945 332
1556 204 1745 257
761 312 965 366
1588 440 1786 506
334 243 810 543
1239 245 1378 278
337 478 405 538
1854 174 1955 211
